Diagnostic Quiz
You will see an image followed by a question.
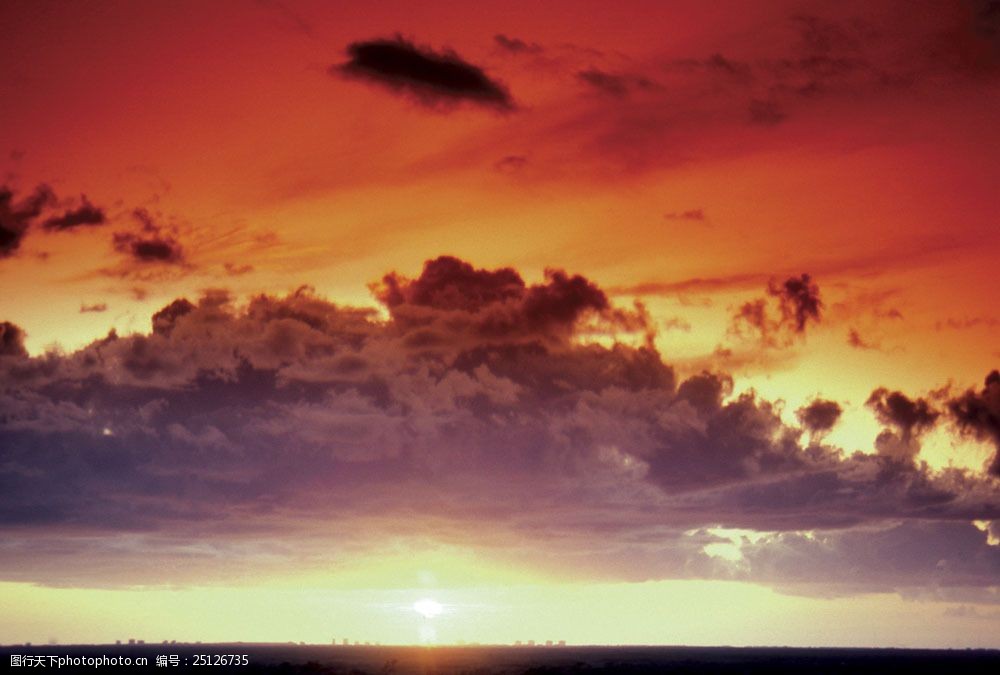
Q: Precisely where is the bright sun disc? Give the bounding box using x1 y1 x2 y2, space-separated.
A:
413 598 443 619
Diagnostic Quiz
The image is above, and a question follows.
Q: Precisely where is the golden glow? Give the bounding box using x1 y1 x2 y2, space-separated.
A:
1 579 997 648
413 598 444 619
2 0 998 650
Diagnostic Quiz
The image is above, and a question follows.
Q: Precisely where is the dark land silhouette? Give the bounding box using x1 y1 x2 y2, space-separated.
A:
3 643 1000 674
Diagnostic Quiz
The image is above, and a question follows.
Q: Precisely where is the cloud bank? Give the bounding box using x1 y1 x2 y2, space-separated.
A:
0 257 997 593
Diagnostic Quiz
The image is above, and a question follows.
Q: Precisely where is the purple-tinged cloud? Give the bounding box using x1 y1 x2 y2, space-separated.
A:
797 398 842 436
0 258 997 594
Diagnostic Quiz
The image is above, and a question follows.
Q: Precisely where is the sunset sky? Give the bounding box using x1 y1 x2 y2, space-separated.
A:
1 0 999 647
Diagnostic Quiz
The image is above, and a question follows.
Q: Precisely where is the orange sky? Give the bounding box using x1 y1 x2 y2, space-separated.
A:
1 0 998 648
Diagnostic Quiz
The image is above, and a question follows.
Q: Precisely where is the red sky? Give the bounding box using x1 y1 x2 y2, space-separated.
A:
1 0 999 647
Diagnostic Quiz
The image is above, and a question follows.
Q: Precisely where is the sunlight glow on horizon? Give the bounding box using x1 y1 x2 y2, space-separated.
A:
413 598 444 619
1 0 998 651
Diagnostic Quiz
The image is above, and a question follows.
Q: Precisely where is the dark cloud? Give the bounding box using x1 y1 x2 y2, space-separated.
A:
112 208 185 264
733 299 767 332
113 236 184 263
376 255 526 312
0 321 28 357
676 371 731 415
948 370 1000 477
151 298 195 336
2 185 113 259
373 255 623 343
0 257 997 592
0 184 56 257
770 273 822 332
867 388 939 442
577 68 657 97
494 34 543 55
41 197 106 231
866 387 940 462
577 68 629 97
730 273 822 347
648 383 812 492
79 303 108 314
797 398 842 436
152 298 195 335
334 36 514 110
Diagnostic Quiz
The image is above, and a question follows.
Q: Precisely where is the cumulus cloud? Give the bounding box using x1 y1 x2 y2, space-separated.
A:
949 370 1000 477
867 388 939 441
866 387 939 462
797 398 842 436
0 321 28 357
0 257 997 593
333 36 515 110
371 255 644 345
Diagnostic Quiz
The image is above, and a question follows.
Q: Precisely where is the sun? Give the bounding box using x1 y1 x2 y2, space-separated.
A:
412 598 443 619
